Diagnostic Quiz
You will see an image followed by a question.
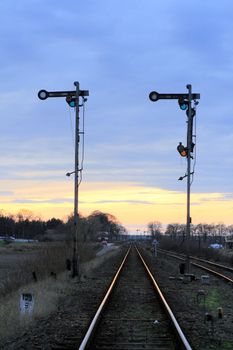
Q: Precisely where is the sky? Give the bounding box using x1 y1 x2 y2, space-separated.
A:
0 0 233 233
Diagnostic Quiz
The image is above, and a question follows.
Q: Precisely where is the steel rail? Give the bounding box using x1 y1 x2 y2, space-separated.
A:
136 246 193 350
191 261 233 283
78 246 131 350
159 249 233 284
159 248 184 261
189 255 233 273
159 248 233 272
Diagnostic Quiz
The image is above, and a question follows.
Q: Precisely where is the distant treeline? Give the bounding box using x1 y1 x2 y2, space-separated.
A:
0 209 127 241
147 221 233 239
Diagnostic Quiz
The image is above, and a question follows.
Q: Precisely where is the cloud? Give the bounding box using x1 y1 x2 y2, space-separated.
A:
222 193 233 201
0 178 233 229
0 191 14 196
93 200 154 205
0 0 233 230
12 198 73 204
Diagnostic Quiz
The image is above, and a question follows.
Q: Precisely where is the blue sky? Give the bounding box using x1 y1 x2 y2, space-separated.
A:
0 0 233 231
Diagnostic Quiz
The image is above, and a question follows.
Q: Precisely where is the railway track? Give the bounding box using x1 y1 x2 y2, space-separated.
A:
4 244 233 349
158 248 233 284
79 245 192 350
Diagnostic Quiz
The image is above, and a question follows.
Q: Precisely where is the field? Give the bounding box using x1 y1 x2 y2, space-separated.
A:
0 242 70 294
0 240 102 342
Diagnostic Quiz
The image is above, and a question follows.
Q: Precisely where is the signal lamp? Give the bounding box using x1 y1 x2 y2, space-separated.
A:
66 96 76 107
178 98 188 111
177 142 188 157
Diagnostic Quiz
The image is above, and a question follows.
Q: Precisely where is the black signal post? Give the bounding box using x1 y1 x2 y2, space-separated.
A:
38 82 89 278
149 84 200 272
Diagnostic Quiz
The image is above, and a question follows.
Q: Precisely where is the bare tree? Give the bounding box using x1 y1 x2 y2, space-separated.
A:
165 223 185 240
148 221 162 239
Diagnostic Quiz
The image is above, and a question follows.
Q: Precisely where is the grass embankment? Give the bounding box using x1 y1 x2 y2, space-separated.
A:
0 241 102 342
0 242 71 296
0 241 101 295
0 272 73 342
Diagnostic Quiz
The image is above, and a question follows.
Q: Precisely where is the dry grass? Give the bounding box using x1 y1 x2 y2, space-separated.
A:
79 245 120 278
0 242 72 296
0 242 121 343
0 271 73 341
0 241 75 341
0 241 102 296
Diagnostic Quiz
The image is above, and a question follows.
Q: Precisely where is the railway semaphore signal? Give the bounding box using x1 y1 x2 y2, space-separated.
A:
38 82 89 278
149 84 200 273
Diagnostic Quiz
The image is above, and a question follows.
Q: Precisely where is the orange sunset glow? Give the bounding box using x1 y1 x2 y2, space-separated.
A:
1 179 232 231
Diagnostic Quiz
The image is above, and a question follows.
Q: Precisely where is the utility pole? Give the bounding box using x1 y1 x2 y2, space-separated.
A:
185 84 193 272
38 82 89 278
149 85 200 272
72 81 80 277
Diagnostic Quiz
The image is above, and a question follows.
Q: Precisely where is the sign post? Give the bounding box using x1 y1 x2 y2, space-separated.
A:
20 293 34 315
